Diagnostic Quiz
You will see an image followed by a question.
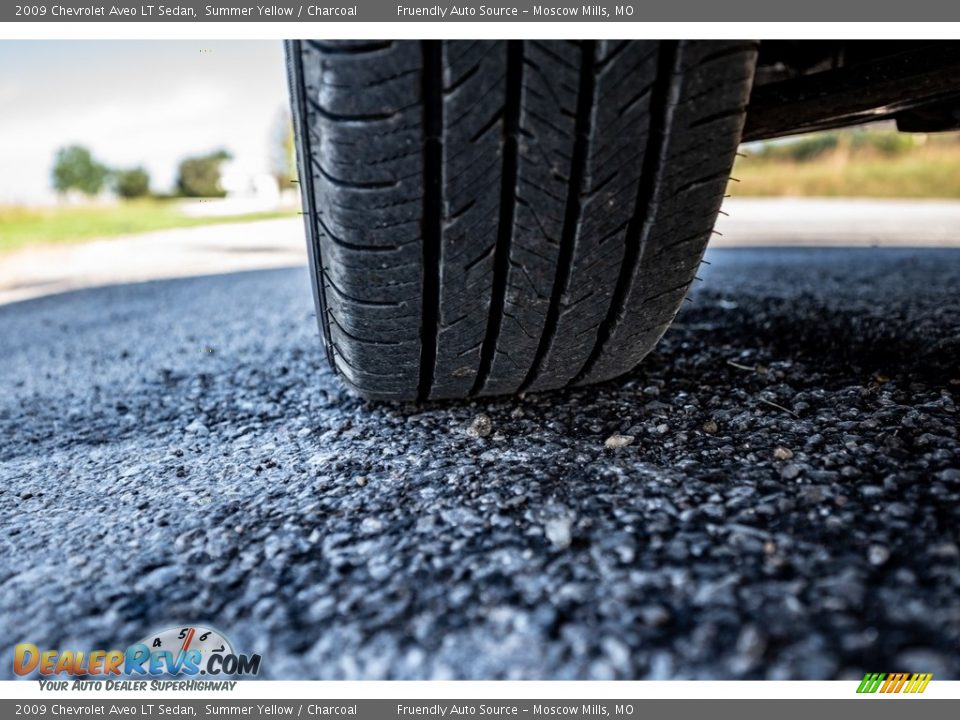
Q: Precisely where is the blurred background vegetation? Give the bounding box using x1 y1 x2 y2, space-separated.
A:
734 125 960 198
1 111 299 254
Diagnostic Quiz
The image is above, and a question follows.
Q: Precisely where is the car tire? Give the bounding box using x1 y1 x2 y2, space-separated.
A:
286 40 758 401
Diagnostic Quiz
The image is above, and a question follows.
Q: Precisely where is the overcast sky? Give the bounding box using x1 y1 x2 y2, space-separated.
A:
0 40 289 204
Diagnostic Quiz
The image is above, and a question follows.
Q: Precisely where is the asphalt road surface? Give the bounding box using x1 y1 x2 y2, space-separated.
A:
2 248 958 680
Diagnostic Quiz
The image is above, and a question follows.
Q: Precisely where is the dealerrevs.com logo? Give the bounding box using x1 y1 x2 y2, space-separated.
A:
14 626 260 678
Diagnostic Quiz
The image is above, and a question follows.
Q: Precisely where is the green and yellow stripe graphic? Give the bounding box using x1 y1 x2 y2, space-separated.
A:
857 672 933 694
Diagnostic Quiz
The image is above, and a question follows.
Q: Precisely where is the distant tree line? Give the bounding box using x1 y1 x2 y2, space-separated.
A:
52 145 234 199
748 128 938 163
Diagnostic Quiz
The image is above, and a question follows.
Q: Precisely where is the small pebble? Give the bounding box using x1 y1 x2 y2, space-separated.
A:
868 545 891 566
544 517 573 549
773 446 794 461
185 419 209 436
639 605 671 627
466 413 493 438
605 432 635 449
781 463 802 480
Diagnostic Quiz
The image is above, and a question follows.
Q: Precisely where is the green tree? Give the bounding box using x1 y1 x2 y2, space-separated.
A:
176 149 232 197
113 167 151 199
52 145 109 196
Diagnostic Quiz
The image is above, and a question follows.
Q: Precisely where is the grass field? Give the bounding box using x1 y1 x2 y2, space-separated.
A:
0 199 297 253
733 131 960 199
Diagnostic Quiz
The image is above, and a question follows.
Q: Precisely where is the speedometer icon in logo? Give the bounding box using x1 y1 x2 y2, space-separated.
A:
138 625 233 672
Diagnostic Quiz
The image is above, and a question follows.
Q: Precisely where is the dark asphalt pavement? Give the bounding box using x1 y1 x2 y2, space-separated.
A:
1 248 958 679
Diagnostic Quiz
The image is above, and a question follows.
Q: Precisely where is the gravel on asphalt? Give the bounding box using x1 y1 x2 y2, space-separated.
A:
1 248 958 680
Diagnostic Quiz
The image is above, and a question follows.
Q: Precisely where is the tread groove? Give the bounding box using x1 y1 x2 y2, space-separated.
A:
472 41 524 396
520 41 596 393
469 108 505 143
316 214 401 253
418 40 443 402
688 105 748 129
306 97 401 123
445 61 483 95
574 41 678 385
313 159 400 190
322 271 404 308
